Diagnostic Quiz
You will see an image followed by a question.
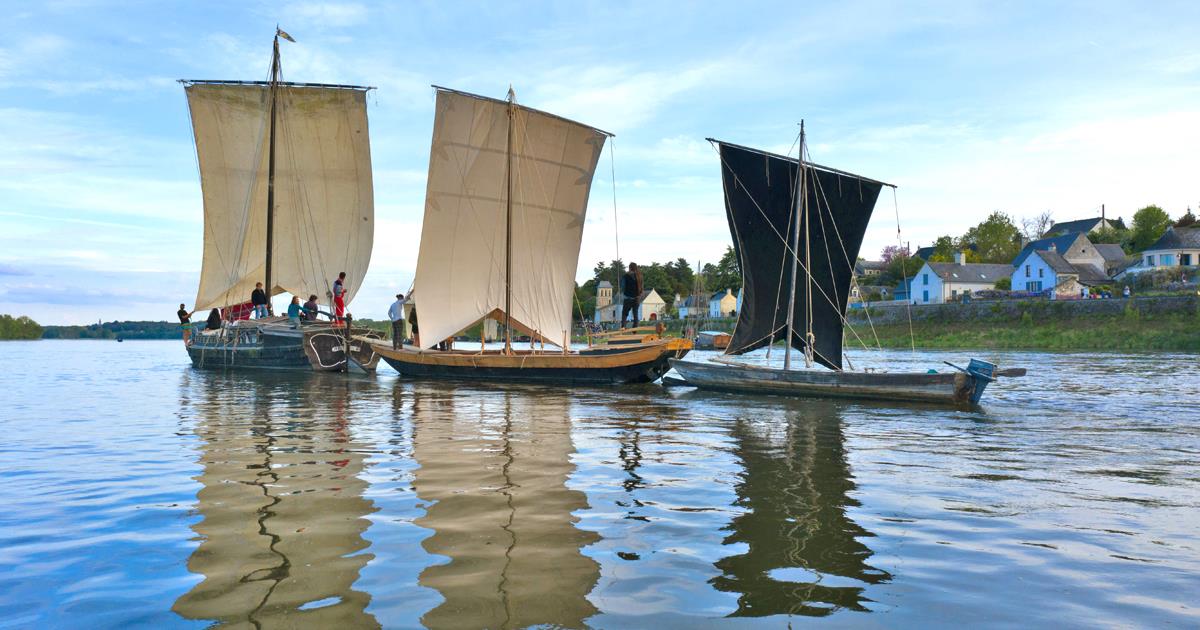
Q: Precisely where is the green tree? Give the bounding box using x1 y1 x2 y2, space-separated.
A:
994 277 1011 290
880 255 924 287
0 314 44 340
962 211 1022 263
702 246 742 292
1090 225 1133 254
1130 205 1172 251
1175 207 1196 228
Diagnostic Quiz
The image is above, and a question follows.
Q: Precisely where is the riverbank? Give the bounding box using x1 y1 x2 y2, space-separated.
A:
846 295 1200 351
847 312 1200 351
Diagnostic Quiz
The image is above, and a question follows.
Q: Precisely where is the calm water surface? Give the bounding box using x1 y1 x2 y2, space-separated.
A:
1 340 1198 628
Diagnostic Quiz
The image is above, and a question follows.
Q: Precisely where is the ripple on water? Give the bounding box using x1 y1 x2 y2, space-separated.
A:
0 341 1197 627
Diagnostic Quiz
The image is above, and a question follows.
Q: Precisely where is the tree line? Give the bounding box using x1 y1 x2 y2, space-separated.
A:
0 314 43 340
573 246 743 319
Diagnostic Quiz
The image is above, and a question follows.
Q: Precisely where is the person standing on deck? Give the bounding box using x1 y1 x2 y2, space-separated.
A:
620 262 643 329
177 304 194 344
287 296 303 328
251 282 269 318
388 293 406 349
332 272 347 321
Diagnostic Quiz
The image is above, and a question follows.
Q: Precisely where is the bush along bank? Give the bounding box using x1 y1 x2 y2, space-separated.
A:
846 296 1200 351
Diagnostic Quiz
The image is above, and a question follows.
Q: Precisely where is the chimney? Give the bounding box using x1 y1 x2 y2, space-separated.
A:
954 250 965 264
1102 203 1106 226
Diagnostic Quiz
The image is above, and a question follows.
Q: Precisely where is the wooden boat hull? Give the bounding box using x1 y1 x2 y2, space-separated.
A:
302 330 384 372
187 322 381 372
377 339 692 385
668 358 994 406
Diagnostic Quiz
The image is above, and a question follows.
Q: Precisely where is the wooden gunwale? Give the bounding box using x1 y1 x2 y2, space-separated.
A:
375 338 691 369
669 358 977 405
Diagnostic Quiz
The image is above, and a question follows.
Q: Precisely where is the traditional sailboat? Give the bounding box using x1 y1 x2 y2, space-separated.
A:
670 126 1021 405
374 86 690 384
181 30 382 371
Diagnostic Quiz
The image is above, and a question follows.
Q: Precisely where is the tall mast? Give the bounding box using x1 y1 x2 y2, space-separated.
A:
784 121 806 370
503 86 516 355
802 123 814 369
264 32 281 313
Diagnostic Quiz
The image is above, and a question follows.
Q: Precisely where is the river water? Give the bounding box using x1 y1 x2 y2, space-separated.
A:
1 340 1197 628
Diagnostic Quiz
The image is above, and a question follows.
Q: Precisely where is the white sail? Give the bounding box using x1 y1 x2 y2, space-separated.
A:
411 88 607 349
185 83 374 311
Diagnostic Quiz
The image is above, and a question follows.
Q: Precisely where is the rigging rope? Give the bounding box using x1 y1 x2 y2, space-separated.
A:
893 187 916 355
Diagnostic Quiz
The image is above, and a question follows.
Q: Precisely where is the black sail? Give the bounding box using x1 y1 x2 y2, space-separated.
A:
717 141 883 370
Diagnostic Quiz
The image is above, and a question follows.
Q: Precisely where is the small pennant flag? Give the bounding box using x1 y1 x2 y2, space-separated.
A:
276 28 296 43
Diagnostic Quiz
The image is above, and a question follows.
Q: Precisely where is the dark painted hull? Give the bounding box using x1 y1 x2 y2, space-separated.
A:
187 327 310 370
378 340 691 385
303 330 384 372
669 358 993 406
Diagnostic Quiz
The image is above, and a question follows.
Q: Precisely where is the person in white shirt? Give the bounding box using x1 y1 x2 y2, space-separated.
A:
388 293 406 349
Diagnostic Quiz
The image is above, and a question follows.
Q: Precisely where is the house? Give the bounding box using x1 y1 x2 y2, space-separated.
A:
1012 232 1107 278
1012 246 1110 298
1043 215 1124 238
912 252 1011 304
1093 243 1129 277
675 294 706 318
854 260 886 278
1130 226 1200 273
708 288 738 318
595 287 667 323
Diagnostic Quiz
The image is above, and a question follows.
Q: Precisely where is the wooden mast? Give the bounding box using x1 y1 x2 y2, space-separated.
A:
503 86 516 355
802 123 814 369
264 32 281 314
784 121 806 370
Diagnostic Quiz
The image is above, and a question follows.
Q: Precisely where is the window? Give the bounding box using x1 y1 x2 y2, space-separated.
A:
951 290 958 298
1146 255 1154 266
922 290 929 302
1025 264 1031 277
1183 254 1193 266
1160 254 1175 266
922 273 929 286
1038 268 1044 278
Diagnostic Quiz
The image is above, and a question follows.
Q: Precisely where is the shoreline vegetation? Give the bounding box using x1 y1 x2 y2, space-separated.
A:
7 294 1199 351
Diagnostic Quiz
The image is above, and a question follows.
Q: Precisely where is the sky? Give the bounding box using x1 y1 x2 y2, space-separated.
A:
1 0 1198 325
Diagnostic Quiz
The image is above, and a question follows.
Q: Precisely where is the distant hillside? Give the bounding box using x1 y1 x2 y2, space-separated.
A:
42 320 182 340
0 314 43 340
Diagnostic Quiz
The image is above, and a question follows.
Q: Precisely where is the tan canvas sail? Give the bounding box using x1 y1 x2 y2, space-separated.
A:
411 88 607 349
185 83 374 311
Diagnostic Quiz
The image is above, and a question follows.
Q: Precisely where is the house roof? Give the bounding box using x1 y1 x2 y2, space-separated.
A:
1146 226 1200 251
1013 232 1084 267
709 289 735 301
1093 243 1127 263
597 280 612 288
1035 250 1078 274
1034 250 1111 285
1045 217 1104 236
927 262 1012 284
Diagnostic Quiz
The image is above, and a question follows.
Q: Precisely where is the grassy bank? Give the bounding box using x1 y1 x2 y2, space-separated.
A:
846 309 1200 352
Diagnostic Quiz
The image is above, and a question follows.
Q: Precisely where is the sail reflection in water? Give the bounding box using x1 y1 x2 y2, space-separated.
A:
411 387 600 628
173 372 379 627
714 400 890 616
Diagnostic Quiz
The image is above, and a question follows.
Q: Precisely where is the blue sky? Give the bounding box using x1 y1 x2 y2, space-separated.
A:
2 1 1197 324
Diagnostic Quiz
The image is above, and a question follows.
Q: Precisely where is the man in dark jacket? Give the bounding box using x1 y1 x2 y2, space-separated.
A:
620 262 643 329
251 282 269 318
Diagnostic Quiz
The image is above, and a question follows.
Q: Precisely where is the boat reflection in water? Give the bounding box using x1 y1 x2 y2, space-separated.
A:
411 386 600 629
713 399 890 617
172 371 379 627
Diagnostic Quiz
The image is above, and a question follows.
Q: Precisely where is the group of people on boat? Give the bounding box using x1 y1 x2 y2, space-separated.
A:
177 271 351 342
